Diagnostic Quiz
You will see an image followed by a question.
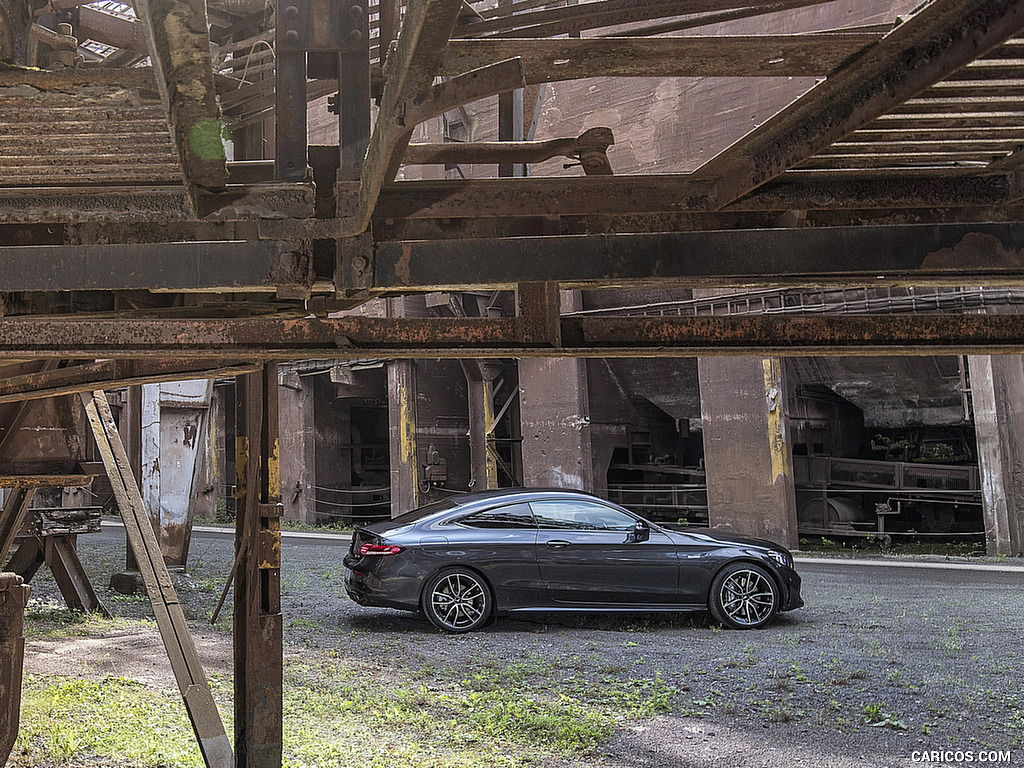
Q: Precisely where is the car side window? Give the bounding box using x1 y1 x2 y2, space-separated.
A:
458 503 537 529
531 500 635 531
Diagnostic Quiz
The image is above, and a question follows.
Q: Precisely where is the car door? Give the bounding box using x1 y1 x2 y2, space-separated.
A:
531 499 680 604
445 502 543 608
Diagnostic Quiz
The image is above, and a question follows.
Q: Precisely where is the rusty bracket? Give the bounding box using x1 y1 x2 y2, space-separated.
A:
338 230 375 291
516 281 562 347
278 0 312 52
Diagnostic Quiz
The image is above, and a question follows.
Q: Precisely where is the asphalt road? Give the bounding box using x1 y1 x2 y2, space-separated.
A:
25 524 1024 768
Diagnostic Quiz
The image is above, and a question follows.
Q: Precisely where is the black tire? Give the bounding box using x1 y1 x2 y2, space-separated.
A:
708 562 780 630
422 567 493 633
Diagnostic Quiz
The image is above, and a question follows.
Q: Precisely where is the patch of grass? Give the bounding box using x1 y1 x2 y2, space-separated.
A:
22 604 151 641
14 675 209 767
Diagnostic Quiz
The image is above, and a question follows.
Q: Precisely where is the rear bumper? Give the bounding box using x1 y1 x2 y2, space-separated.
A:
344 566 420 612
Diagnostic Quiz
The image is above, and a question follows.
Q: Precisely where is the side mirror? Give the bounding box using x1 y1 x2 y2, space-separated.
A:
632 519 650 543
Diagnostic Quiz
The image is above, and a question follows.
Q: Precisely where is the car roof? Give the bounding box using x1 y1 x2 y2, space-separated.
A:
446 487 607 508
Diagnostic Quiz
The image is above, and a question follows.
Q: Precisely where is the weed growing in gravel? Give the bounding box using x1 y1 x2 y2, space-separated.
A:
862 702 908 731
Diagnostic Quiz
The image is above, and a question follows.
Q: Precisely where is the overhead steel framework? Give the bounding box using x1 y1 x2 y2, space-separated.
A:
5 0 1024 766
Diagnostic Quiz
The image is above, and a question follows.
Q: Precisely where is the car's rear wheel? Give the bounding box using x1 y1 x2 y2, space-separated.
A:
709 562 779 629
422 567 493 633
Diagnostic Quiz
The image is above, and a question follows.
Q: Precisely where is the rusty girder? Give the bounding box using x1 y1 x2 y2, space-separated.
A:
0 314 1021 358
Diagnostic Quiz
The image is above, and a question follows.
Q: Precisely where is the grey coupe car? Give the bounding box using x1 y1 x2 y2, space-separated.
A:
344 487 802 633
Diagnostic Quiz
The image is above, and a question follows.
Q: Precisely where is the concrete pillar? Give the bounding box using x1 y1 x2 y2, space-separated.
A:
388 360 420 516
967 355 1024 556
519 290 594 490
278 370 314 523
697 357 799 549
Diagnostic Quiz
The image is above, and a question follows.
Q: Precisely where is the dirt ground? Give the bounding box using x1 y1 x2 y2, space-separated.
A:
14 526 1024 768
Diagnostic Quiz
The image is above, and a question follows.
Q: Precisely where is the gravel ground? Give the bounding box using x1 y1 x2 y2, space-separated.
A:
17 526 1024 768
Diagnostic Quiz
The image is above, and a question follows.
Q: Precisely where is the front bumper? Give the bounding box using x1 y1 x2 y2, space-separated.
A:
779 565 803 612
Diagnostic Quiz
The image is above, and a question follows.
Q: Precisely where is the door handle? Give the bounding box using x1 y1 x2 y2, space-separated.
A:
545 540 571 549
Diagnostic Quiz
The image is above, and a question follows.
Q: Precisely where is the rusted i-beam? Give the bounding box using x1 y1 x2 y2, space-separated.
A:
0 572 30 768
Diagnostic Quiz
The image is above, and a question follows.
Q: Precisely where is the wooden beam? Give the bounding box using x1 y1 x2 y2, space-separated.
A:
134 0 228 212
689 0 1024 209
82 391 232 768
0 360 260 404
438 34 882 83
339 0 465 236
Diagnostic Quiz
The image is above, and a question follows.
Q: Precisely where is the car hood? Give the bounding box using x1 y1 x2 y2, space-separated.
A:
660 525 787 552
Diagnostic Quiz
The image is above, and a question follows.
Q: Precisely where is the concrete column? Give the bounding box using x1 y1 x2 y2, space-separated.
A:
519 290 593 490
278 370 314 523
967 355 1024 556
698 357 799 549
388 360 420 516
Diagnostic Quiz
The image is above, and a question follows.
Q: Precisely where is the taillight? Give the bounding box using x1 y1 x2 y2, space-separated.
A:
359 542 405 556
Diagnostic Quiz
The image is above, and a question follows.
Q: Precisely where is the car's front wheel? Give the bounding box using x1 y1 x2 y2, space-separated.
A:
422 567 493 633
709 562 780 629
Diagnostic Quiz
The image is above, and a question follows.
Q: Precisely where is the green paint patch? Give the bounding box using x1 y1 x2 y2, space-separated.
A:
188 118 229 162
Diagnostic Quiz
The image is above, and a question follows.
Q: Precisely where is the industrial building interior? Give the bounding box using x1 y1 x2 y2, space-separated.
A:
3 0 1024 766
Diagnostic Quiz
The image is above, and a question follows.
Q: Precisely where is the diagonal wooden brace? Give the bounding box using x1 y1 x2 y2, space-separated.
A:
81 390 233 768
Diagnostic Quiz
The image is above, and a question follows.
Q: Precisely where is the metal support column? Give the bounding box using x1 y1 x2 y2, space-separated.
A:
233 365 283 768
497 0 525 178
462 361 498 491
0 488 34 566
276 1 310 181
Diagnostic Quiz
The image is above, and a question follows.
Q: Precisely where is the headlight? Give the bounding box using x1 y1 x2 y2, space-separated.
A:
765 550 790 568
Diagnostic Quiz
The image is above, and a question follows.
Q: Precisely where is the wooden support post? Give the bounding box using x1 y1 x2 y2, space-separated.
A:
134 0 227 212
0 488 34 567
82 391 233 768
233 365 283 768
44 536 110 616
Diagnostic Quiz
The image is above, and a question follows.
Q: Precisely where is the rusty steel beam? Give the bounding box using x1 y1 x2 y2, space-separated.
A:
0 573 30 768
0 314 1023 357
0 242 309 292
340 0 465 235
134 0 228 212
44 536 110 616
560 314 1024 357
371 222 1024 289
82 391 233 768
233 365 283 768
0 360 260 404
0 475 96 489
77 4 148 52
338 170 1023 221
438 34 882 83
689 0 1024 209
403 127 612 171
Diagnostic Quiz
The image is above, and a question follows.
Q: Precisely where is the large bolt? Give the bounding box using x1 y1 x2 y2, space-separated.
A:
285 29 300 43
349 4 364 18
350 29 364 42
351 256 368 272
284 4 299 18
